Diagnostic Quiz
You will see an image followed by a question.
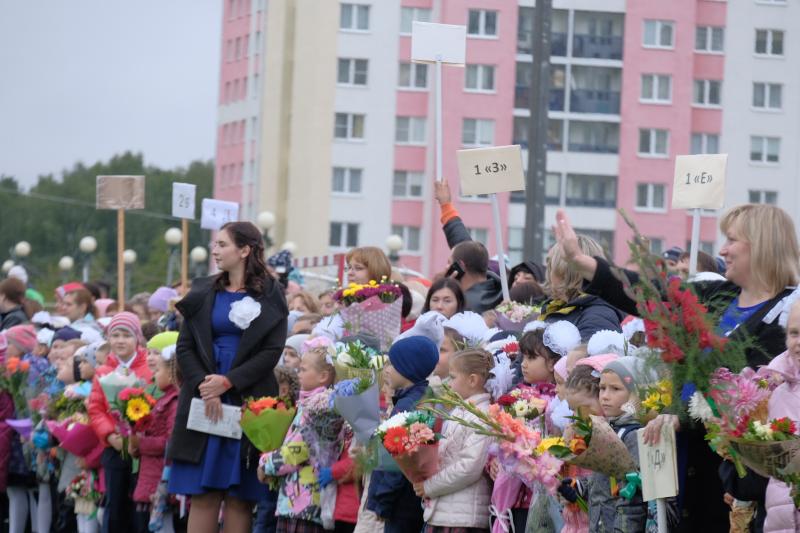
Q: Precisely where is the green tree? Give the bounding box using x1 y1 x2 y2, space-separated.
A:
0 152 214 301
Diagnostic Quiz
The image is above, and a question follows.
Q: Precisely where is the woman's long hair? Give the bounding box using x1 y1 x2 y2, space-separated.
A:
213 221 271 295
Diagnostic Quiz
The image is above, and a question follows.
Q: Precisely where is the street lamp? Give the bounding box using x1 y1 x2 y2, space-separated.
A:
123 249 137 300
256 211 275 250
1 260 14 274
164 227 183 285
190 246 208 278
79 236 97 283
58 256 74 284
280 241 297 254
14 241 31 259
386 234 404 265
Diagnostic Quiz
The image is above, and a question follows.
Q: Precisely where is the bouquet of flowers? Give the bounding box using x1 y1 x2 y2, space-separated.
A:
334 279 403 351
108 386 156 458
46 389 87 421
495 388 549 422
66 471 101 516
240 396 296 452
334 340 387 384
638 379 673 423
331 377 380 445
46 413 99 458
494 301 540 332
375 410 440 483
548 413 637 480
2 357 33 436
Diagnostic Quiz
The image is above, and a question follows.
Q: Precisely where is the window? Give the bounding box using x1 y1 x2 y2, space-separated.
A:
391 225 422 252
638 128 669 157
398 62 428 89
648 238 664 255
462 119 495 146
241 76 248 99
331 167 363 194
695 26 724 53
226 39 233 62
753 82 782 110
636 183 666 211
400 7 431 35
568 121 618 154
508 227 524 265
755 29 784 56
693 80 722 106
545 173 561 204
640 74 672 103
340 3 369 31
337 58 369 86
334 113 365 140
224 81 231 103
250 117 258 140
235 37 242 60
467 228 489 245
395 117 427 144
565 174 617 208
393 171 424 198
691 133 720 154
749 190 778 205
468 9 498 37
252 73 259 99
643 20 674 48
750 136 781 164
329 222 359 248
232 79 239 101
464 64 496 92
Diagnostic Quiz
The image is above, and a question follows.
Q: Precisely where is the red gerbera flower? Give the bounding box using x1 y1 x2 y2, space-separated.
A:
383 426 409 455
497 394 517 407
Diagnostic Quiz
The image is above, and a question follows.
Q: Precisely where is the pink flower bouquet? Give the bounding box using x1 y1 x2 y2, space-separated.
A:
335 280 403 351
494 302 540 332
46 414 99 457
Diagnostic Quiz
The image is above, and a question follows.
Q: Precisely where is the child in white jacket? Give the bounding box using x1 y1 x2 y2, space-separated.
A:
413 348 494 532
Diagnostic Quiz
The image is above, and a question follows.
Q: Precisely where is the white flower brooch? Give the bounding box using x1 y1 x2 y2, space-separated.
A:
228 296 261 330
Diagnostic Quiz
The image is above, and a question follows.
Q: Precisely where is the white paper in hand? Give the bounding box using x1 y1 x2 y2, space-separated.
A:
637 425 679 501
172 182 196 219
201 199 239 230
186 398 242 439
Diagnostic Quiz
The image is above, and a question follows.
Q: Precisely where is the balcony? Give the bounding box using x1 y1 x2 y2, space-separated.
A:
567 142 617 154
517 31 567 56
570 89 620 114
515 87 565 111
572 34 623 60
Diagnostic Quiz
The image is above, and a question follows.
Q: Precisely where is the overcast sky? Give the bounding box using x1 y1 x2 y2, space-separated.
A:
0 1 222 188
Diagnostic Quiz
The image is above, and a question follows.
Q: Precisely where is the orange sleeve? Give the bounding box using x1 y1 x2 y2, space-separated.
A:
440 202 460 225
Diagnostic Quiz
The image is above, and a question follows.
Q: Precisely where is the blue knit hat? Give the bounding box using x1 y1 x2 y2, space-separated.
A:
388 336 438 383
52 326 81 344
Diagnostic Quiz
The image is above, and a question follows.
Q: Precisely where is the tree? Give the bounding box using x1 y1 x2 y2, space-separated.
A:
0 152 214 301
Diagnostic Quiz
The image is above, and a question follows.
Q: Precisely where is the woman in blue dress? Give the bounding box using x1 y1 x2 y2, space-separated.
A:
168 221 288 533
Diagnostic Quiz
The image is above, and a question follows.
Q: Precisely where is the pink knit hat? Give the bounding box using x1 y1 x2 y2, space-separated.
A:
4 325 37 354
94 298 116 318
106 311 143 344
575 353 620 374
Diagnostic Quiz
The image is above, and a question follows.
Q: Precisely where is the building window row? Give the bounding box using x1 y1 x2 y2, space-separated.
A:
518 9 624 60
223 76 249 104
221 119 248 146
513 117 619 154
391 225 422 252
511 173 617 209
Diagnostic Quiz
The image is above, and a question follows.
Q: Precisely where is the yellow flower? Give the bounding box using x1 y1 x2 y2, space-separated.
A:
535 437 565 455
369 280 377 286
125 398 151 422
642 392 662 411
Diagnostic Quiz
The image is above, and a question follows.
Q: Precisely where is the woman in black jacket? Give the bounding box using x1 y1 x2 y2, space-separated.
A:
554 204 800 532
167 221 288 533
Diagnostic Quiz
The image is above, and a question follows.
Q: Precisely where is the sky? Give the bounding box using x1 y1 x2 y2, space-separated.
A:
0 1 222 188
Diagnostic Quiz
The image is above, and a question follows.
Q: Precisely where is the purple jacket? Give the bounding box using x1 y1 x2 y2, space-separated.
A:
0 392 15 492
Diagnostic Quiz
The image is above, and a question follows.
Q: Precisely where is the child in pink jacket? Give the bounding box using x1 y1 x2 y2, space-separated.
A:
764 300 800 533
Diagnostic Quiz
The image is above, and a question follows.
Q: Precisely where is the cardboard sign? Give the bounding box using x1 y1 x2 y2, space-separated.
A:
200 199 239 230
172 182 196 219
637 425 679 501
456 145 526 196
96 175 145 210
411 21 466 65
672 154 727 210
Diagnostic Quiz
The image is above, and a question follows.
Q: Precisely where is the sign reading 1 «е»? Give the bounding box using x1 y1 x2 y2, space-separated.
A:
456 145 526 196
201 199 239 231
671 154 727 210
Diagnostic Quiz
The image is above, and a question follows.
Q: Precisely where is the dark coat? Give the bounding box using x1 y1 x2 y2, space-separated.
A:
540 293 624 342
0 306 28 331
367 381 429 522
167 275 288 466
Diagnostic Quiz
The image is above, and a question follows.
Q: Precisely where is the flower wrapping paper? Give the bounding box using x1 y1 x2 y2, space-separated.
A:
563 415 637 479
339 296 402 352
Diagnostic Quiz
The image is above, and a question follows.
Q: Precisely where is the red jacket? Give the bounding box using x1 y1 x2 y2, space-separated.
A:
0 392 15 492
133 385 178 502
88 348 153 446
331 434 359 524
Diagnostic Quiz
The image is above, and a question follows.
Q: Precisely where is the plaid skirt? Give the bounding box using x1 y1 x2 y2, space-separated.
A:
276 517 327 533
424 526 489 533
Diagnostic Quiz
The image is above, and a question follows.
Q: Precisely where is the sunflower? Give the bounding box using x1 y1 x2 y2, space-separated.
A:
125 398 151 422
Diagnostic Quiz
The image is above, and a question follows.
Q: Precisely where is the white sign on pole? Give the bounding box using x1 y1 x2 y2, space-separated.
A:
456 145 526 196
172 182 197 219
411 22 467 65
637 425 679 501
671 154 727 210
200 199 239 230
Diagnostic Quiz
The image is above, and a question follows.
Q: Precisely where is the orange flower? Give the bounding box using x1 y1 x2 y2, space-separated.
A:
5 358 19 373
383 426 409 455
19 361 30 372
249 397 279 414
144 394 156 406
569 437 587 455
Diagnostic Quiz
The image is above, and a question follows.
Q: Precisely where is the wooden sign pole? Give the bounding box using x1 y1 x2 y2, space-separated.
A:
181 218 189 294
689 208 701 276
491 193 511 302
117 208 125 311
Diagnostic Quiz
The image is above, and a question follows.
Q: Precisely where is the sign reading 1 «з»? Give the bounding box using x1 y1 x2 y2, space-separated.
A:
456 145 526 196
172 182 196 219
671 154 727 210
201 199 239 231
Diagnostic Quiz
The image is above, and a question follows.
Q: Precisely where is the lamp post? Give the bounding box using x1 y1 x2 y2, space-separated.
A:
256 211 275 251
13 242 31 267
123 249 137 300
79 236 97 283
58 256 74 285
164 227 183 286
190 246 208 279
385 234 404 265
1 260 14 274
